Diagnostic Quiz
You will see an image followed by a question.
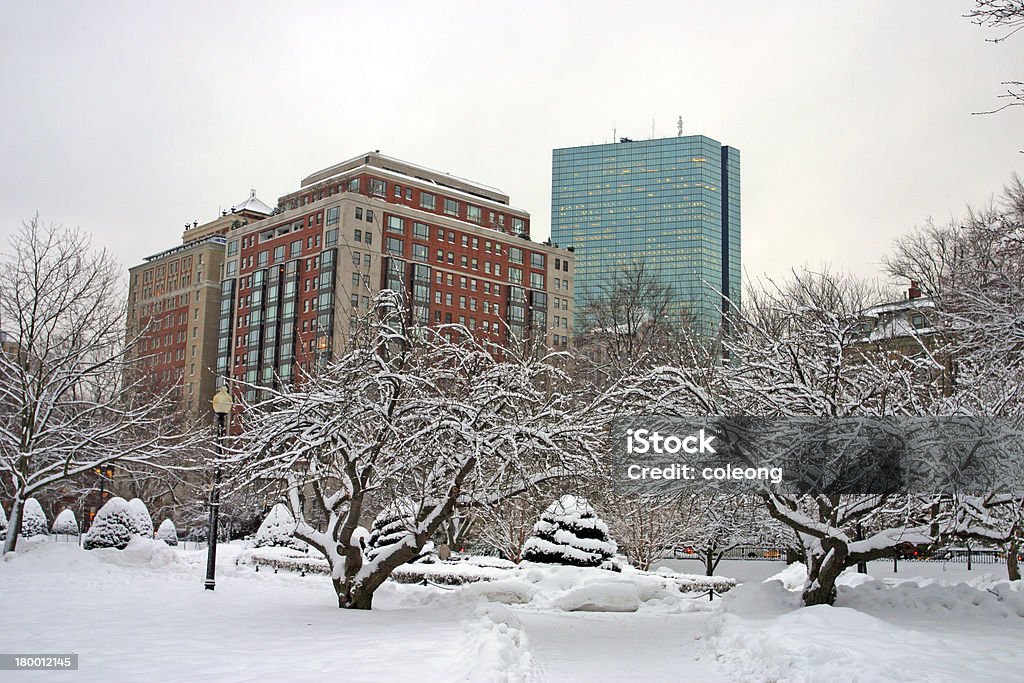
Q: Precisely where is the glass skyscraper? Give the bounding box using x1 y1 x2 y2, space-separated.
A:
551 135 740 334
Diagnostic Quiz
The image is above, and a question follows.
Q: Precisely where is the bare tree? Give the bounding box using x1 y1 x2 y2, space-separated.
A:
576 259 683 376
965 1 1024 119
0 218 200 553
474 495 550 563
228 290 607 609
600 492 690 571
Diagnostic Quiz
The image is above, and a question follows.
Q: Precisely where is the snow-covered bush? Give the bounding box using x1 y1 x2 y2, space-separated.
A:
367 499 436 564
0 503 7 542
156 519 178 546
52 508 79 535
521 495 619 570
126 498 154 538
83 497 136 550
21 498 48 537
253 503 304 550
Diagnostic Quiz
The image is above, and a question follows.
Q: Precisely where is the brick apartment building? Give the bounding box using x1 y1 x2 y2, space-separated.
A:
126 194 273 416
128 152 575 412
218 152 575 400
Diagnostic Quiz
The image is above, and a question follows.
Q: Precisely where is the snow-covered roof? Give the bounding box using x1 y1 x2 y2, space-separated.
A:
861 297 935 318
231 190 274 216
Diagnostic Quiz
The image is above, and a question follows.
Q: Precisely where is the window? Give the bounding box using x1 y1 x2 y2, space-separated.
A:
509 247 523 264
365 209 374 223
461 235 469 247
459 296 466 309
444 198 458 216
326 207 340 224
352 273 360 287
405 188 413 200
459 276 467 289
420 192 436 210
257 251 269 267
354 229 362 242
356 207 363 220
347 178 360 192
413 222 429 240
467 205 482 223
370 178 386 196
484 262 491 274
512 217 525 234
531 253 545 269
445 293 453 306
394 184 402 198
291 239 303 256
508 267 523 284
530 272 544 289
227 240 238 256
363 254 371 267
387 215 404 233
447 252 454 264
352 251 361 266
436 249 444 262
471 258 478 270
364 232 372 246
387 237 404 255
226 260 238 276
351 293 359 308
447 230 455 243
412 244 428 262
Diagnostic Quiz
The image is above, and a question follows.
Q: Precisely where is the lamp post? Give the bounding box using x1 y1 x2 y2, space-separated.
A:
205 385 233 591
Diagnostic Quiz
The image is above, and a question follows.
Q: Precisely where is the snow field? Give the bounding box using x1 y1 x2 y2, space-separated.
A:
2 541 1021 682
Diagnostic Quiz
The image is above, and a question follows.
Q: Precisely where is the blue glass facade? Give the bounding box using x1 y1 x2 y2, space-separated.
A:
551 135 740 333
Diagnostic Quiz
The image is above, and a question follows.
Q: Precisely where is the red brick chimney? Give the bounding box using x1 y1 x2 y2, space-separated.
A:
908 281 921 300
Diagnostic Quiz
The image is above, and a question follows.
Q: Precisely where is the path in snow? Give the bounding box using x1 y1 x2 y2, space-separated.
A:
514 608 724 682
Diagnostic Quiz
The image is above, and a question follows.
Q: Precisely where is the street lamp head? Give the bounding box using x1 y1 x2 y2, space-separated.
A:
211 385 233 416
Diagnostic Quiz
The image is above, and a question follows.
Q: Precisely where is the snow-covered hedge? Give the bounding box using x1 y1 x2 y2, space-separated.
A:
253 503 304 550
83 497 136 550
521 495 619 570
126 498 154 538
21 498 48 537
156 519 178 546
52 508 79 535
236 546 326 574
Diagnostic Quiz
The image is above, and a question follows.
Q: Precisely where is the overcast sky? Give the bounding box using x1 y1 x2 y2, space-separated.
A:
1 1 1020 288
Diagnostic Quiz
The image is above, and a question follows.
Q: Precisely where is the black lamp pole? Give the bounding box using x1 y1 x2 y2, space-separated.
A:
205 386 232 591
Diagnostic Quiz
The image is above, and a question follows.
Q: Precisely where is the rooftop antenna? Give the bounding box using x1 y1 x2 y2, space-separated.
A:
677 116 684 137
651 118 655 139
612 122 616 143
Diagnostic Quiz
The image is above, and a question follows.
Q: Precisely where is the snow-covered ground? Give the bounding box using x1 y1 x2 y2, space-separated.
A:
2 539 1022 682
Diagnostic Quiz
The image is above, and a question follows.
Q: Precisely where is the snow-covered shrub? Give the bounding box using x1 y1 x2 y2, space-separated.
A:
126 498 154 538
253 503 303 549
367 499 436 564
521 495 619 570
156 518 178 546
0 503 7 542
52 508 79 535
21 498 48 537
83 497 136 550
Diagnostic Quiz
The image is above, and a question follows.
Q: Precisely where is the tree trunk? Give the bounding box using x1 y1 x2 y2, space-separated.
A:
2 494 25 555
802 543 847 607
333 577 375 610
705 550 714 576
1007 538 1021 582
